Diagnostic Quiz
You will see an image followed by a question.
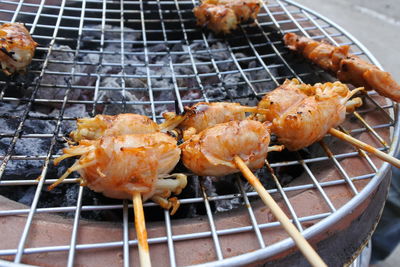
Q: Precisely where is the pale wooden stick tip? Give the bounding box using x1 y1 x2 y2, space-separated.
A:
133 192 152 267
233 156 327 267
328 128 400 169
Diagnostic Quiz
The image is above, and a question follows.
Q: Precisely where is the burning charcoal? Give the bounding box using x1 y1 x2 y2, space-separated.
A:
28 45 82 107
51 104 87 135
82 24 141 50
248 60 279 93
18 186 36 206
0 103 88 181
201 175 243 213
0 103 53 179
98 76 147 115
77 52 113 85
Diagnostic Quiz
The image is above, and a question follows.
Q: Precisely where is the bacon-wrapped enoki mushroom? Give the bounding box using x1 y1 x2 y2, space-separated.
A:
50 133 187 215
181 120 283 176
70 113 160 142
193 0 261 34
255 78 315 122
283 33 400 102
258 80 363 151
0 23 37 75
161 101 264 141
179 115 325 266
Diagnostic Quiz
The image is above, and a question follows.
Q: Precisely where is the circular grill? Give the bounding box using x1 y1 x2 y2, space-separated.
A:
0 0 399 266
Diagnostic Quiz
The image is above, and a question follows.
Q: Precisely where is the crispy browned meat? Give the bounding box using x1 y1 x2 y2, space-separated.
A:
52 113 189 214
161 102 250 140
51 133 187 214
283 32 400 102
53 133 180 198
0 23 37 75
256 78 315 122
193 0 261 34
70 113 160 142
181 120 271 176
259 80 363 151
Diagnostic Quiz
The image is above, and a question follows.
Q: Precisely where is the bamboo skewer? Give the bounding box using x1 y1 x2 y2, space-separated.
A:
328 128 400 169
133 192 152 267
233 155 327 267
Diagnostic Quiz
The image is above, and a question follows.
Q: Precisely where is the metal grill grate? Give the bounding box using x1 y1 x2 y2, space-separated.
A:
0 0 399 266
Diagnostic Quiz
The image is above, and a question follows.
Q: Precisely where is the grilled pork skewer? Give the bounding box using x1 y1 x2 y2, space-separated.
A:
161 101 267 141
283 32 400 102
70 113 160 142
255 78 315 122
163 80 362 151
258 79 363 150
257 79 400 167
163 79 400 167
180 120 283 176
50 133 186 214
193 0 261 34
55 113 187 212
53 114 188 267
180 120 325 267
0 23 37 75
51 132 186 267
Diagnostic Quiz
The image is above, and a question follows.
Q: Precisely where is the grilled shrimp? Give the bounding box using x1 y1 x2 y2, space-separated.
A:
161 102 264 140
0 23 37 75
70 113 160 142
283 33 400 102
271 82 363 151
50 133 186 214
181 120 282 176
193 0 261 34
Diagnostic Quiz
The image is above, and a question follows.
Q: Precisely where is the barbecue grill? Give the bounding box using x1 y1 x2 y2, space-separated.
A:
0 0 399 266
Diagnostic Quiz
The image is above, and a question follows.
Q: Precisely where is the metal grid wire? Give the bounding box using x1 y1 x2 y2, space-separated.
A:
0 0 398 266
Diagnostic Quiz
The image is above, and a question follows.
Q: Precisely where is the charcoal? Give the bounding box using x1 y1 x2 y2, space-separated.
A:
28 45 82 106
99 75 147 115
0 103 87 180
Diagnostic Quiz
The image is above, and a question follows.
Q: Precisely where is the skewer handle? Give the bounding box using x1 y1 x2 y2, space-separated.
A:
328 128 400 169
133 192 152 267
233 156 327 267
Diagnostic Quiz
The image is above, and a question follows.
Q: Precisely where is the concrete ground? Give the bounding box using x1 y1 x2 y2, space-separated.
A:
295 1 400 266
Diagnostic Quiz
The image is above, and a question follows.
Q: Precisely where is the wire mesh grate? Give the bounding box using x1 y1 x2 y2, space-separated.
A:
0 0 398 266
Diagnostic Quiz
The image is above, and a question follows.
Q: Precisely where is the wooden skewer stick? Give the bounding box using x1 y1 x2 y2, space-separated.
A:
133 192 152 267
233 156 327 267
328 128 400 169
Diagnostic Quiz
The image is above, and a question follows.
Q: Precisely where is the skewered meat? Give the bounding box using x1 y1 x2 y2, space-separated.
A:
261 80 363 151
164 79 361 152
161 102 262 141
283 33 400 102
0 23 37 75
70 113 160 142
193 0 261 34
181 120 282 176
256 78 315 122
50 133 186 214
